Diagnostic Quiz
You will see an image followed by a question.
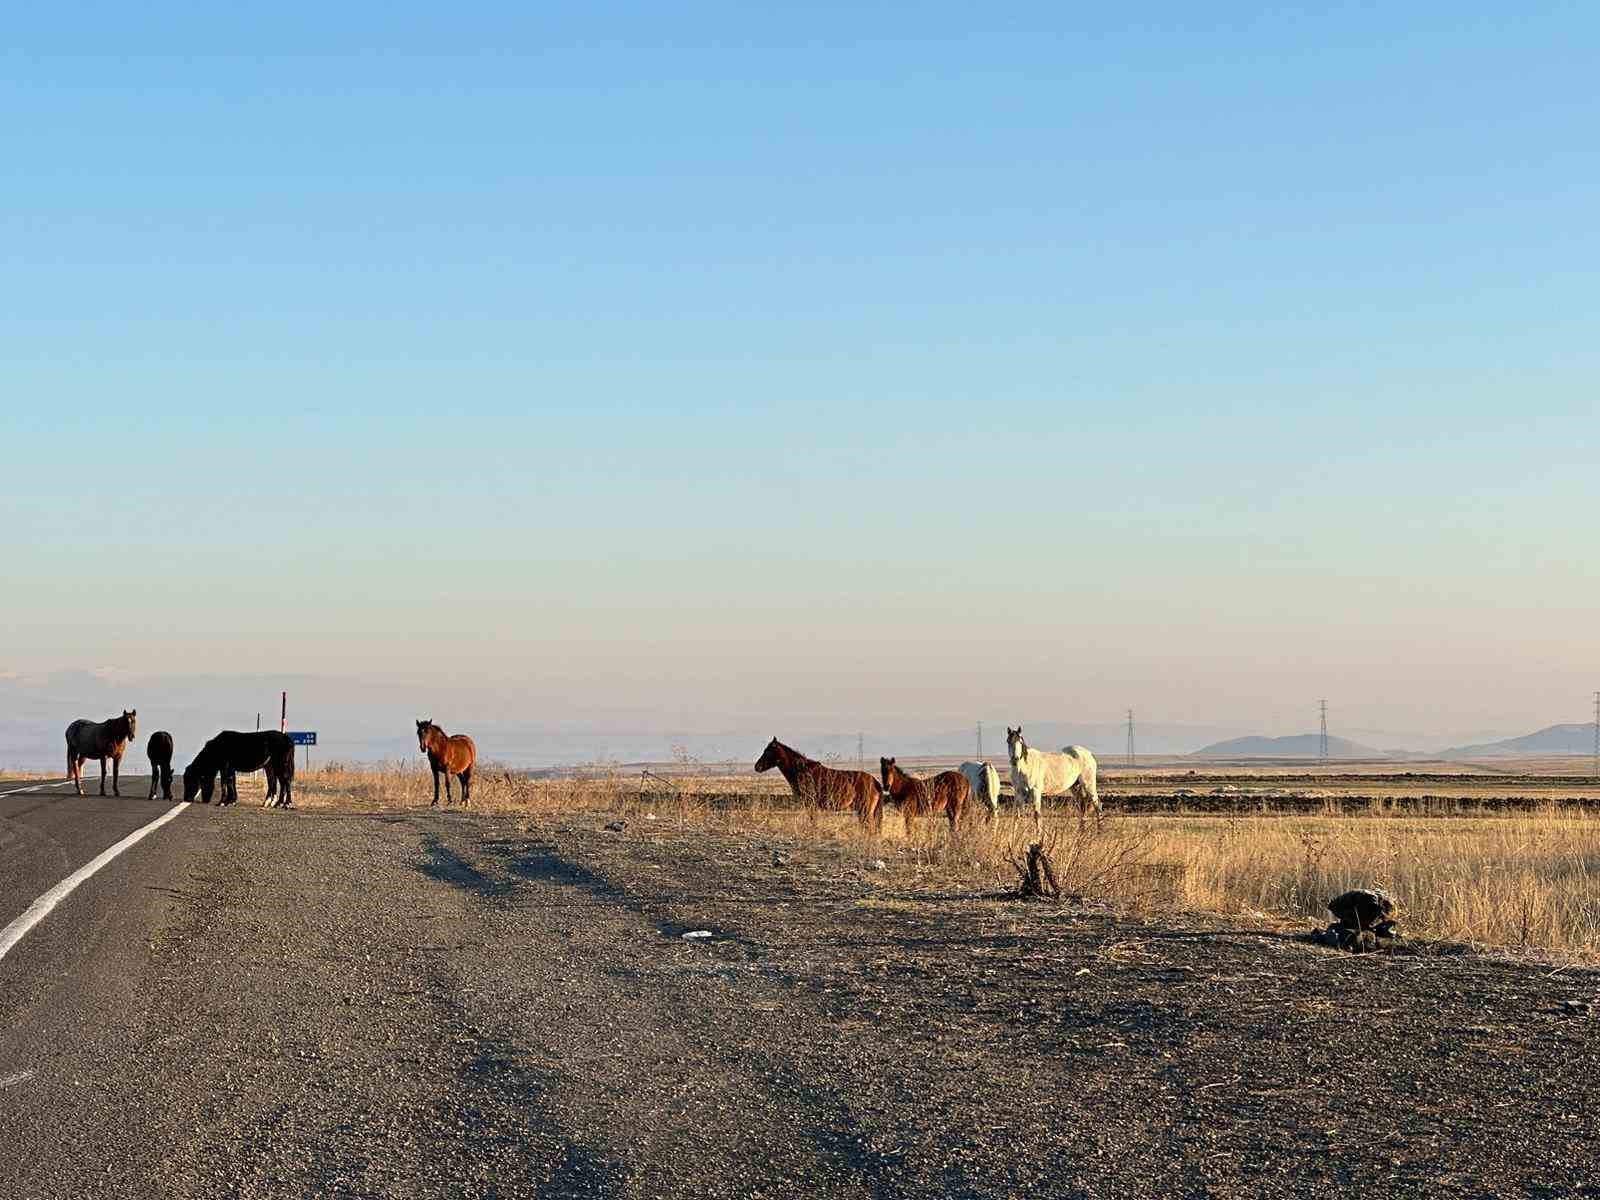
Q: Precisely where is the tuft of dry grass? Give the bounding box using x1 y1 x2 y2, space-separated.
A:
294 761 635 814
1152 808 1600 954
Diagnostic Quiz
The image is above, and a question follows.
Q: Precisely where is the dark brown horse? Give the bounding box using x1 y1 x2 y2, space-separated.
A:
417 720 476 807
880 757 971 834
65 709 137 796
146 731 175 800
754 737 882 833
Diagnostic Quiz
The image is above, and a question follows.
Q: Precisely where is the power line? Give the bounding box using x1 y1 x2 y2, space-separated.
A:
1318 699 1329 764
1126 708 1136 769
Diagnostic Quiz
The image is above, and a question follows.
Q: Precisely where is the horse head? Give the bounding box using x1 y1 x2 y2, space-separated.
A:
1006 726 1025 760
181 763 213 804
124 709 137 739
879 756 899 791
416 719 435 753
753 737 782 773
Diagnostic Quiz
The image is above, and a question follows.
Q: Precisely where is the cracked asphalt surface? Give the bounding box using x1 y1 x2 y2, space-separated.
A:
3 776 1597 1198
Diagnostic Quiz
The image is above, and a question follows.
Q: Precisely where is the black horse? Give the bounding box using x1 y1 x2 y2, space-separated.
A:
146 731 175 800
182 731 295 808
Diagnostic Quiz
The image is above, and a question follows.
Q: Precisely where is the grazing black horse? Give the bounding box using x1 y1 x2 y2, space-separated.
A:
183 731 295 808
146 731 175 800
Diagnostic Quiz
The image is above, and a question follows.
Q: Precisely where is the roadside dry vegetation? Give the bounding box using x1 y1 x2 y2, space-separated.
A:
295 762 1600 958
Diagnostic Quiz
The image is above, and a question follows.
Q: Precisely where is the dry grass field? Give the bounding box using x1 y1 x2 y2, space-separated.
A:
293 758 1600 958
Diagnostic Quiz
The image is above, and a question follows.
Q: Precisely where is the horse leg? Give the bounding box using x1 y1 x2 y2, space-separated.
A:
112 752 121 797
69 752 81 795
97 756 107 796
444 772 453 806
162 766 173 801
431 765 441 808
459 767 471 807
148 766 157 800
281 768 292 809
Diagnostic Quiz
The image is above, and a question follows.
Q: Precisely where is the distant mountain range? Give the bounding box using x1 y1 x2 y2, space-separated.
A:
1441 723 1599 758
4 669 1593 769
1193 733 1391 759
0 673 1250 769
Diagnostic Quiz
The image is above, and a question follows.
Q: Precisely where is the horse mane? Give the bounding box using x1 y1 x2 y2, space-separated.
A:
770 740 821 788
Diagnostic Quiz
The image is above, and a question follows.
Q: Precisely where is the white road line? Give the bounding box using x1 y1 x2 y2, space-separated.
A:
0 801 190 963
0 779 72 798
0 1069 37 1090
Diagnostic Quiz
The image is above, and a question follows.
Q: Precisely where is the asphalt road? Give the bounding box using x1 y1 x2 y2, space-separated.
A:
4 779 1597 1199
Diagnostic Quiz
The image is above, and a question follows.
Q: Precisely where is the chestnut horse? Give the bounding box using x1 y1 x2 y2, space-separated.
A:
65 709 137 797
879 757 970 834
417 719 476 807
754 737 882 833
146 731 175 800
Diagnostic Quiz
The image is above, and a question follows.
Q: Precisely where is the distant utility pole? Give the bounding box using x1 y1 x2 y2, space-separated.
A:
1124 708 1136 769
858 731 864 769
1318 699 1329 764
1592 691 1599 779
976 722 983 760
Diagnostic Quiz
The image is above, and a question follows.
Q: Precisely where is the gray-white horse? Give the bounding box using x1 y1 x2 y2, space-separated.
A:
959 761 1001 819
1005 726 1099 829
65 709 138 797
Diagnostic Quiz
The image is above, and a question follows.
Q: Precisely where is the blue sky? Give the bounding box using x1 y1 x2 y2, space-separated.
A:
2 3 1596 753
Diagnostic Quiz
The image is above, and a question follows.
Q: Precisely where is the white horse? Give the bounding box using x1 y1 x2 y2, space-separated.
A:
958 761 1001 819
1005 727 1100 826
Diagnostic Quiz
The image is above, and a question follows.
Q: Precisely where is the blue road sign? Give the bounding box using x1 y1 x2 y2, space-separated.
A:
288 731 317 746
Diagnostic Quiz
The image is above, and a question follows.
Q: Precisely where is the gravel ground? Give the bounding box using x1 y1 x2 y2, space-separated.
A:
10 803 1597 1198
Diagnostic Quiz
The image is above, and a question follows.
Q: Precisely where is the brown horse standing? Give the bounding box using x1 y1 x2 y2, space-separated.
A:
416 719 476 807
755 737 882 833
879 757 970 835
146 731 175 800
65 709 137 797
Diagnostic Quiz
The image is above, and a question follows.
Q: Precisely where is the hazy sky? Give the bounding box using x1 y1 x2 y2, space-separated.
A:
2 3 1596 749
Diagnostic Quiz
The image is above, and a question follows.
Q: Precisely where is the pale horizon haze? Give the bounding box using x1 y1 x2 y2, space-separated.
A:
3 4 1596 767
